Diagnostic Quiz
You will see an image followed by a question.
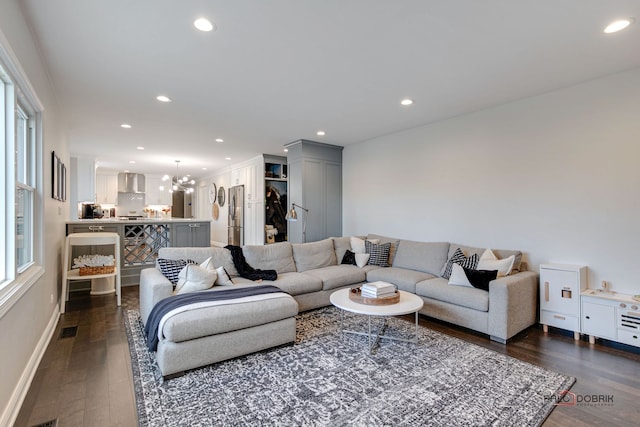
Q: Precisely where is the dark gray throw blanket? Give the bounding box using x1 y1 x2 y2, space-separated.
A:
225 245 278 281
144 285 284 351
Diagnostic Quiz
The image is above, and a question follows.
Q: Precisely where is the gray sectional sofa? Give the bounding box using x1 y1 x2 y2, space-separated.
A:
139 234 537 376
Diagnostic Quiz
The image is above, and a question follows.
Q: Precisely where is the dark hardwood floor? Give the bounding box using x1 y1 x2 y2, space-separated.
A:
15 287 640 427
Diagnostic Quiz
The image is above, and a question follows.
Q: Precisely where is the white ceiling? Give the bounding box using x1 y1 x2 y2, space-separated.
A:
20 0 640 180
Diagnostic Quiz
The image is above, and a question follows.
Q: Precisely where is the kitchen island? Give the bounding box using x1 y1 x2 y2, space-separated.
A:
66 218 211 286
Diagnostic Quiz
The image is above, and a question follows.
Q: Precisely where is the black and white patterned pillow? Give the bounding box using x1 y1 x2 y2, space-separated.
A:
442 248 479 279
365 241 391 267
157 258 197 285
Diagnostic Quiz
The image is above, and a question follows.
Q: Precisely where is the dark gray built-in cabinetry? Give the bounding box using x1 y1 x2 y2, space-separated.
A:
172 222 211 247
284 140 343 243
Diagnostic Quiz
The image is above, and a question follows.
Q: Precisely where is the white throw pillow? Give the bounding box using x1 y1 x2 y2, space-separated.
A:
200 256 215 270
448 263 473 287
215 266 234 285
355 253 370 268
477 249 515 277
350 237 380 254
174 264 217 295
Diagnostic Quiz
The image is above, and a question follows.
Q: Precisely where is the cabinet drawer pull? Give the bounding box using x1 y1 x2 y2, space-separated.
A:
544 281 549 302
585 316 590 319
553 315 566 320
88 225 104 231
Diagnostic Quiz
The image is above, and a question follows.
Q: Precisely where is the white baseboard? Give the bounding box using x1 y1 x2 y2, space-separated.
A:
0 306 59 427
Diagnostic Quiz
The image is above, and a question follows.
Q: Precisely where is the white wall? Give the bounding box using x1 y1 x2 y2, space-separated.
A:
344 68 640 295
0 1 69 424
198 169 232 246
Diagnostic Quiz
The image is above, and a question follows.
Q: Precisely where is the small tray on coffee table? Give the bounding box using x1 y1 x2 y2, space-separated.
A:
349 287 400 305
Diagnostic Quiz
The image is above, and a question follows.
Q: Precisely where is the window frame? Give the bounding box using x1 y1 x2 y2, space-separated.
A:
0 33 45 317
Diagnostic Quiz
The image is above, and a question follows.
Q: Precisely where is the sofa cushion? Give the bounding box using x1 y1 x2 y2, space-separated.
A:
261 271 322 295
416 277 489 312
392 240 450 276
366 267 436 293
367 234 401 266
365 240 391 267
341 250 356 265
303 265 367 291
174 264 217 295
332 236 352 262
477 249 515 277
443 244 523 273
292 238 337 272
157 258 197 284
158 247 239 277
442 248 479 279
242 242 296 274
162 293 298 343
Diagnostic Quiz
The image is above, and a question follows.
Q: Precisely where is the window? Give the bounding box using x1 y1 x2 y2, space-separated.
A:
16 106 35 271
0 39 44 310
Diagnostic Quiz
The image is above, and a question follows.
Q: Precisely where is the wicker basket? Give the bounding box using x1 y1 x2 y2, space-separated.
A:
79 266 115 276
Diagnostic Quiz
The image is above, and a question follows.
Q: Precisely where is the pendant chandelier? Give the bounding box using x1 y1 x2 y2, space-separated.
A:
161 160 195 194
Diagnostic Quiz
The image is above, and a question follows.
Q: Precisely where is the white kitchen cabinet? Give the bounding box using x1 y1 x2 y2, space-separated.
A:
539 264 587 340
145 174 172 205
95 172 118 204
72 156 96 203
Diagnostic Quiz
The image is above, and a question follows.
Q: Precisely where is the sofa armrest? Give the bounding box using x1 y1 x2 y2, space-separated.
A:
139 267 173 326
487 271 538 342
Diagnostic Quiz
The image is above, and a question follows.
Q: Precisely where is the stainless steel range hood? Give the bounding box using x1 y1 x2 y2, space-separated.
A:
117 173 145 193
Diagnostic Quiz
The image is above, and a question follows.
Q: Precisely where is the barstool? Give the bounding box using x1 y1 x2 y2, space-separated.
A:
61 232 121 313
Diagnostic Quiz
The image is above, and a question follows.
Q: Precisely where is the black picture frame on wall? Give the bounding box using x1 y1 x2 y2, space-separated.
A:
51 151 66 201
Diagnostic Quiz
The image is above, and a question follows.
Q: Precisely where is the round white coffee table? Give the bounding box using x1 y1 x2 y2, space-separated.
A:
330 287 424 352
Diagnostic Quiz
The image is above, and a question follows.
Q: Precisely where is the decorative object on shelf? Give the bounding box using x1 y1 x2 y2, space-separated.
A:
208 182 217 204
634 295 640 303
218 186 226 207
161 160 195 194
72 254 116 276
285 203 309 242
51 151 67 201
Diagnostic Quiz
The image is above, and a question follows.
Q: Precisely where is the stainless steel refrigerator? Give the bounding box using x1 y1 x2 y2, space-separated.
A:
227 185 244 246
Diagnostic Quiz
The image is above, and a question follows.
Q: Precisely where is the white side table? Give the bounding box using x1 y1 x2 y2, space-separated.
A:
539 263 587 340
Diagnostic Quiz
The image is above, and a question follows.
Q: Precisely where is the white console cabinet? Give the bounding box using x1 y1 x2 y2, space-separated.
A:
581 290 640 347
539 263 587 340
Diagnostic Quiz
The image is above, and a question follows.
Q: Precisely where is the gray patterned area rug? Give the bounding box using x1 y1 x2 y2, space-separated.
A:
125 307 574 427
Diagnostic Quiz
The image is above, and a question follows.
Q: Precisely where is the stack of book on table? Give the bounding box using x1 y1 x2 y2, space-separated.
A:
361 281 397 298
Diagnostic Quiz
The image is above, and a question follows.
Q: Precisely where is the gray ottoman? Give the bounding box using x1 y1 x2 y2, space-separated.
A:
153 293 298 377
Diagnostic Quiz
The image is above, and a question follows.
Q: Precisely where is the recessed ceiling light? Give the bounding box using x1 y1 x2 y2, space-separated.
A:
124 169 130 173
216 138 224 143
316 131 326 136
121 123 132 129
136 146 144 150
202 167 207 170
129 160 136 164
156 95 172 103
400 98 414 106
604 18 634 33
194 17 216 32
283 148 289 153
225 157 231 160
